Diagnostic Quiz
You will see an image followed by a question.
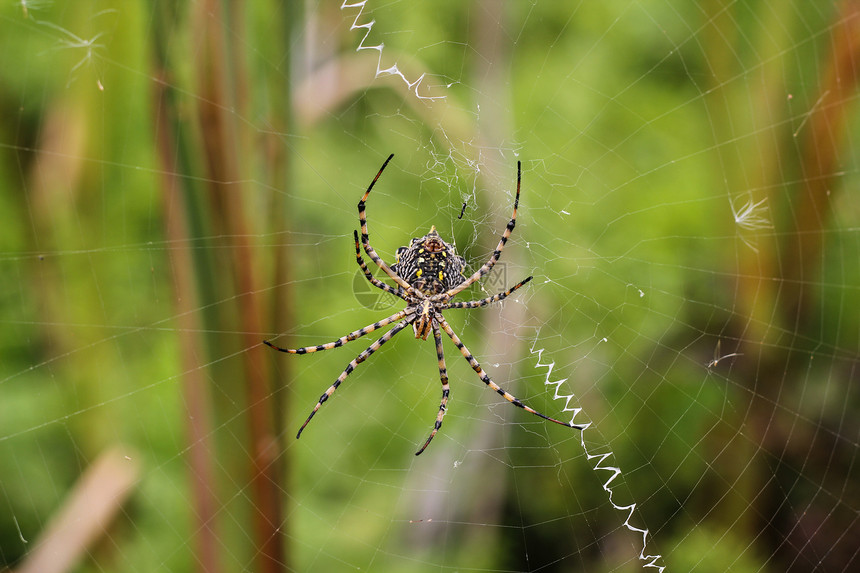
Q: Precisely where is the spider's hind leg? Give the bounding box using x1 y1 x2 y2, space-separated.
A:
353 230 408 301
357 154 413 292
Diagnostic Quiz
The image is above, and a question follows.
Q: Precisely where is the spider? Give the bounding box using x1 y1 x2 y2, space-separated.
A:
265 154 579 455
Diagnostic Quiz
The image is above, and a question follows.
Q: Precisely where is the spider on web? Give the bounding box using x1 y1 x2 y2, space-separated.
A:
265 154 580 455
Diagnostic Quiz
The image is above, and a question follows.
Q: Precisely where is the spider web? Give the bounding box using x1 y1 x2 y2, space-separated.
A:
1 1 859 572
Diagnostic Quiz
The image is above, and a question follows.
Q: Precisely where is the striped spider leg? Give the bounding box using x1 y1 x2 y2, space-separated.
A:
263 308 412 355
353 230 408 301
357 153 414 293
415 322 450 455
293 315 415 438
435 315 580 430
437 159 524 300
444 276 534 309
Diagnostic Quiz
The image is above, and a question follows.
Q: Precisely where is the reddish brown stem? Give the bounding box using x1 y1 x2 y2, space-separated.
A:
782 0 860 323
192 1 285 570
153 74 222 573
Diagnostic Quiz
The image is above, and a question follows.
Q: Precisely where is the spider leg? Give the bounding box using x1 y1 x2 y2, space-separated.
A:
353 230 409 301
442 161 522 299
264 309 410 354
357 154 414 292
436 315 579 430
445 276 533 309
415 322 450 455
296 316 414 439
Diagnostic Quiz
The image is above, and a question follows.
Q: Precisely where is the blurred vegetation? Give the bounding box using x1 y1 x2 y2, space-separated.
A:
1 1 858 572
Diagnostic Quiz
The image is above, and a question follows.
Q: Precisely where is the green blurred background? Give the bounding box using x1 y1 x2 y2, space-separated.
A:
1 1 858 571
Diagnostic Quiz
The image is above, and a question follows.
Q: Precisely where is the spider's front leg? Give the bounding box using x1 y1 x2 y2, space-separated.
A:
264 308 410 354
415 321 450 455
296 315 414 438
436 314 582 431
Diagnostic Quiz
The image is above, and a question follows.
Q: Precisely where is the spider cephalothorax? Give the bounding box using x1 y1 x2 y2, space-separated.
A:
392 226 467 296
264 154 580 455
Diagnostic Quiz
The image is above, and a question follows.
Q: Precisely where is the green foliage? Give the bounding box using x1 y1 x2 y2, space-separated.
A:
1 1 856 572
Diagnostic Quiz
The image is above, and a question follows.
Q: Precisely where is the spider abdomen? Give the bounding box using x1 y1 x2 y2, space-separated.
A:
392 226 466 295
